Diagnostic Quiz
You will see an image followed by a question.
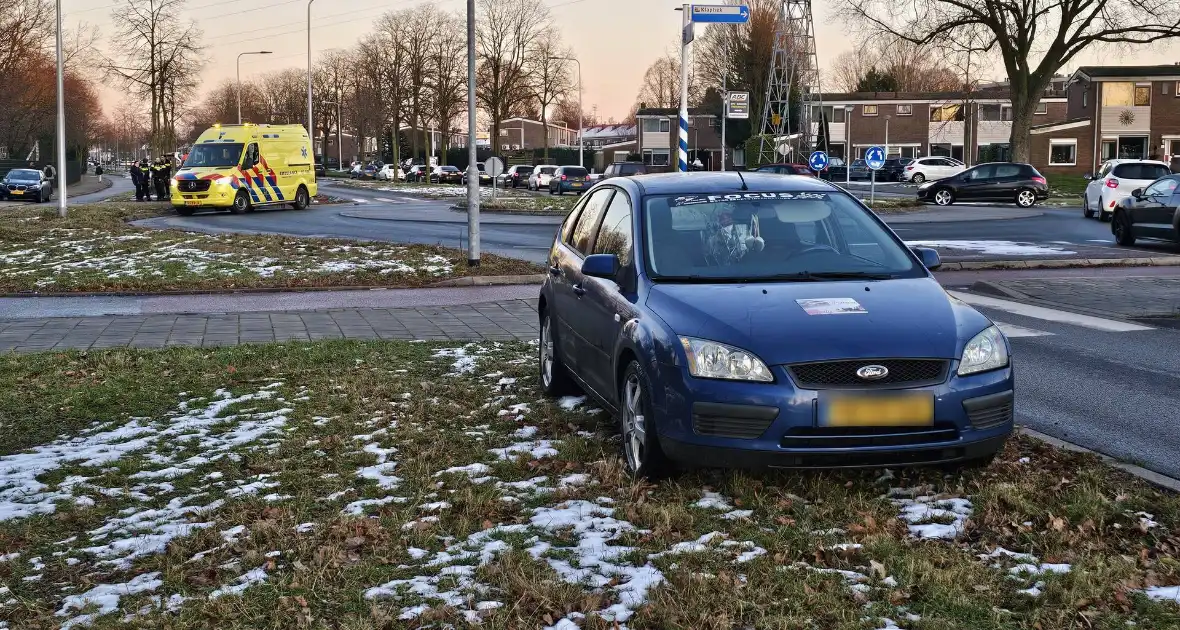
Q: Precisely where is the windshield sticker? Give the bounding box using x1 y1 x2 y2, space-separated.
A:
671 192 829 206
796 298 867 315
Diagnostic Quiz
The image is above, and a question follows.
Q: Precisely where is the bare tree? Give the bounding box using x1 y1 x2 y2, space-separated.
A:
830 38 961 93
426 12 468 164
476 0 550 152
397 8 442 161
103 0 202 155
694 0 781 135
634 53 683 109
375 12 410 168
313 50 351 164
526 29 573 159
840 0 1180 160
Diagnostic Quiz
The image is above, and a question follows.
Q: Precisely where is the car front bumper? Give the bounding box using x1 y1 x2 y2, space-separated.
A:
653 362 1014 469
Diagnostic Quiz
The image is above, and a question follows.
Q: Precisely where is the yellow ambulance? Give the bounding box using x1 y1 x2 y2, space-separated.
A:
171 123 317 215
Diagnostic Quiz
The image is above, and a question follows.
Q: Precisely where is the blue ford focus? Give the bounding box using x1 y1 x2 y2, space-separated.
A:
538 172 1014 478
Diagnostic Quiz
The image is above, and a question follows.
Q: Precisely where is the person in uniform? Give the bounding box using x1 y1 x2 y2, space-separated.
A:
151 158 166 201
129 160 143 201
139 159 154 201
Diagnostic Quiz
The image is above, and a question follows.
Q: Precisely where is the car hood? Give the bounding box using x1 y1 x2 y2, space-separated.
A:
646 278 990 365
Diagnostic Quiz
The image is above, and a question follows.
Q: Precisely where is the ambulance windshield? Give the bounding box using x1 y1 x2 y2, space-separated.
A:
183 144 244 168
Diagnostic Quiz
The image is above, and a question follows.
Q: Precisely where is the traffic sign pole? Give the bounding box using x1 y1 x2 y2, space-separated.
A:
678 4 691 173
864 145 886 207
680 5 749 174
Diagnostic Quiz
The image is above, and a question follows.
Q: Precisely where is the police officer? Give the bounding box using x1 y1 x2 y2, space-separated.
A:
139 159 154 201
153 158 171 201
130 160 143 201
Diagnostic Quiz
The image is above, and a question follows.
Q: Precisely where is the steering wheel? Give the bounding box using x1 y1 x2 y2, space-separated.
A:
789 245 839 258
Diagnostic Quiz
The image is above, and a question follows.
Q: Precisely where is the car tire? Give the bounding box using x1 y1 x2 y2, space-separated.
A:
1112 210 1136 246
912 172 926 184
176 206 195 216
619 360 672 479
538 312 577 397
933 188 954 206
1015 188 1037 208
1082 194 1095 219
229 190 250 214
292 185 310 210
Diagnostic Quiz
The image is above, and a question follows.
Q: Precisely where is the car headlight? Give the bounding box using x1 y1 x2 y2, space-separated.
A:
679 337 773 382
957 325 1008 376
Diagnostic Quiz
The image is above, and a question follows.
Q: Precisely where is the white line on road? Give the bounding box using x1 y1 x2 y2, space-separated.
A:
948 291 1154 333
351 198 368 204
993 322 1054 338
373 197 397 204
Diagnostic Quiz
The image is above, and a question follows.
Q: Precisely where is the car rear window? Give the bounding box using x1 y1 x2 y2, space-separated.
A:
539 166 556 174
621 164 644 175
515 166 533 173
563 167 589 177
1112 163 1171 180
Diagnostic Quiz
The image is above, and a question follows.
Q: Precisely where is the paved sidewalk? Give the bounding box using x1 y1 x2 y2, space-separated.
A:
0 300 539 353
978 276 1180 318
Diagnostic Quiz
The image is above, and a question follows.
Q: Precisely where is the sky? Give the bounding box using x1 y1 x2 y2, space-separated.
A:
63 0 1180 123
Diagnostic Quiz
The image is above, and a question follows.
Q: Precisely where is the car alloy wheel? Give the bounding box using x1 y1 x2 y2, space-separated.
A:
538 314 575 396
540 317 555 388
1113 211 1136 246
621 373 647 473
912 173 926 184
1015 189 1036 208
230 190 250 214
934 189 954 206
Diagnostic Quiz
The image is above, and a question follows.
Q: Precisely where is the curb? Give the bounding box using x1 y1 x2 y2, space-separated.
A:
937 256 1180 271
0 277 544 298
448 203 569 216
1019 427 1180 493
969 280 1178 320
427 274 546 287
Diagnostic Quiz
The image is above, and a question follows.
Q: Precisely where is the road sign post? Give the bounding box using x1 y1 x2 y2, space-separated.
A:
808 150 828 174
681 4 749 173
690 3 751 22
864 145 885 206
486 156 504 202
725 92 749 119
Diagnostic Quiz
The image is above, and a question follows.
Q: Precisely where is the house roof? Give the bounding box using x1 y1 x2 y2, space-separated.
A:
582 124 637 139
1029 117 1091 135
819 87 1017 102
636 107 714 117
502 117 571 128
1073 64 1180 80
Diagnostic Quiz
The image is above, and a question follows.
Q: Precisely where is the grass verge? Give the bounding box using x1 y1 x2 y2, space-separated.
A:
0 203 539 294
0 341 1178 629
1047 174 1087 199
455 195 580 215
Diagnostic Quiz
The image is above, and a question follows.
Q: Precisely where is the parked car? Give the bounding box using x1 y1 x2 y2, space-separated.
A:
376 164 402 181
314 162 326 177
755 163 815 177
431 165 463 184
1083 159 1172 222
602 162 649 180
462 162 493 185
549 166 590 195
1111 174 1180 247
916 162 1048 207
528 165 558 190
880 158 912 182
824 158 871 181
902 157 966 183
496 164 533 188
0 168 52 202
537 172 1013 478
405 165 428 182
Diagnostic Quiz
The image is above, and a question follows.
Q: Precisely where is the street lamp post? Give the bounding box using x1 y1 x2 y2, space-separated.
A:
54 0 66 217
548 56 582 167
237 51 272 124
325 99 342 169
884 114 891 161
844 105 854 187
306 0 316 136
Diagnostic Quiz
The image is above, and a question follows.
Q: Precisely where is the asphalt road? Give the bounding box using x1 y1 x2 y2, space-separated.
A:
951 290 1180 479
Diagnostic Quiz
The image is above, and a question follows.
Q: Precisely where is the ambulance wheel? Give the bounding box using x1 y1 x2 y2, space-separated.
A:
176 207 195 216
292 186 310 210
230 191 250 214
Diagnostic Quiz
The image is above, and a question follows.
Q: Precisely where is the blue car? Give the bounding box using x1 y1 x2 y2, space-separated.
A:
538 172 1014 477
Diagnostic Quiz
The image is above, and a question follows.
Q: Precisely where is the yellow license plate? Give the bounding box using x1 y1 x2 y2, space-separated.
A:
821 392 934 427
572 182 583 186
11 190 23 195
184 201 201 206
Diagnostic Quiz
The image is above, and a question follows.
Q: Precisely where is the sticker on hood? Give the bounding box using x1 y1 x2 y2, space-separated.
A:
796 298 866 315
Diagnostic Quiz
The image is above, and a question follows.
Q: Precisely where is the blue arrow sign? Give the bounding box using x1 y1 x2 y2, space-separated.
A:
690 4 750 23
864 146 886 170
808 151 828 171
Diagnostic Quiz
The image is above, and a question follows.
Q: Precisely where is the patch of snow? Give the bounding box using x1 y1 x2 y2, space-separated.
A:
57 571 162 629
694 491 733 511
557 395 587 410
341 496 406 516
906 240 1075 256
890 493 972 540
209 566 269 599
490 440 559 461
1142 586 1180 603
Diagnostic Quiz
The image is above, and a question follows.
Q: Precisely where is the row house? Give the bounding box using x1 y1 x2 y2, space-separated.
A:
812 90 1069 164
1030 64 1180 175
581 124 637 148
635 107 723 170
498 118 578 151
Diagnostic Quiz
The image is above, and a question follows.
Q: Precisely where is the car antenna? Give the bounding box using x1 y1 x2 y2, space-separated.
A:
734 169 749 191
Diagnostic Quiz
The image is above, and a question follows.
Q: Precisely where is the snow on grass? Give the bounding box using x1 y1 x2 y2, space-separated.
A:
1142 586 1180 603
56 572 162 629
694 491 733 511
887 488 972 540
905 240 1075 257
0 229 456 289
208 566 269 599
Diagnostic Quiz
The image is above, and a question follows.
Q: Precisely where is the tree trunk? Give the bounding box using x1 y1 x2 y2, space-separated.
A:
541 107 549 161
1008 90 1035 164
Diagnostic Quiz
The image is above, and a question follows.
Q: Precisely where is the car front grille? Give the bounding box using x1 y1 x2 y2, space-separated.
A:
692 402 778 439
178 180 211 193
780 424 959 449
7 184 28 191
788 359 949 389
963 390 1014 430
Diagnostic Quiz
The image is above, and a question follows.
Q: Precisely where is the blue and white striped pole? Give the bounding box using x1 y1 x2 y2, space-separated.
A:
679 3 691 173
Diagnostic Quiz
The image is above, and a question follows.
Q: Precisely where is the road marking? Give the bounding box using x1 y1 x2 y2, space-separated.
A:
947 291 1154 333
373 197 397 203
993 322 1053 338
351 198 368 204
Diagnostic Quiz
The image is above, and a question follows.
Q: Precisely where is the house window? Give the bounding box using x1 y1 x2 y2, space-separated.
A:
499 129 508 136
1135 85 1151 106
640 118 661 133
896 104 912 116
929 105 961 122
1034 102 1048 114
1101 140 1117 160
660 119 670 133
1049 139 1077 166
1103 82 1134 106
1001 106 1013 121
862 105 878 116
1175 81 1180 96
1083 91 1087 108
978 104 1002 121
651 149 670 166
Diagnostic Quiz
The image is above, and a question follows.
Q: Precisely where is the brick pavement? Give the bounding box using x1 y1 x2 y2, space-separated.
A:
0 300 539 353
981 277 1180 318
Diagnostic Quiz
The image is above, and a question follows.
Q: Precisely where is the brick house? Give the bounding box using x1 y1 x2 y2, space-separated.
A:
635 107 722 170
498 118 578 151
1036 64 1180 174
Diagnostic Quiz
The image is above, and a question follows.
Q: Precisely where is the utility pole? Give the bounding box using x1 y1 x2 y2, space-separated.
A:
306 0 316 136
465 0 480 266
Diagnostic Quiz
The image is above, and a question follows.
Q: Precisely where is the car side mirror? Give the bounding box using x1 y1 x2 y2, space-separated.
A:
581 253 620 279
911 246 941 270
1131 188 1144 198
1082 173 1092 180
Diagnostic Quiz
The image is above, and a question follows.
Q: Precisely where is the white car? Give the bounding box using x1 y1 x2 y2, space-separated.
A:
1083 159 1172 221
376 164 403 181
902 157 966 183
528 165 557 191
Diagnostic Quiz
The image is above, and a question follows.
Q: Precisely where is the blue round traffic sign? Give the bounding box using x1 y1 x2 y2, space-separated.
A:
808 151 828 171
864 146 886 170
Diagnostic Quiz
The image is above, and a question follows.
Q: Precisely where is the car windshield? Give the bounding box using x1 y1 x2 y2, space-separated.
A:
6 169 40 181
183 144 244 168
1112 163 1171 180
563 167 589 177
643 191 921 281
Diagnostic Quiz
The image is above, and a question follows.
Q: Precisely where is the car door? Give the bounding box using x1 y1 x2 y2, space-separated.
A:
1132 177 1180 238
579 188 638 401
1085 162 1111 210
552 188 615 376
987 163 1024 200
954 164 995 200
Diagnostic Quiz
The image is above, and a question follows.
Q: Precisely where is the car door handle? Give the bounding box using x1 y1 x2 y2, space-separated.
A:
572 284 586 297
548 265 561 276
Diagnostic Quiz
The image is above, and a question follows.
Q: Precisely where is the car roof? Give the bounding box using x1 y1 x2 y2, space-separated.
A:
623 171 839 196
1106 159 1170 167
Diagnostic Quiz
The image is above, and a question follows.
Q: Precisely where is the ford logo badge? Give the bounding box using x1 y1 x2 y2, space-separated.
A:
856 365 889 380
